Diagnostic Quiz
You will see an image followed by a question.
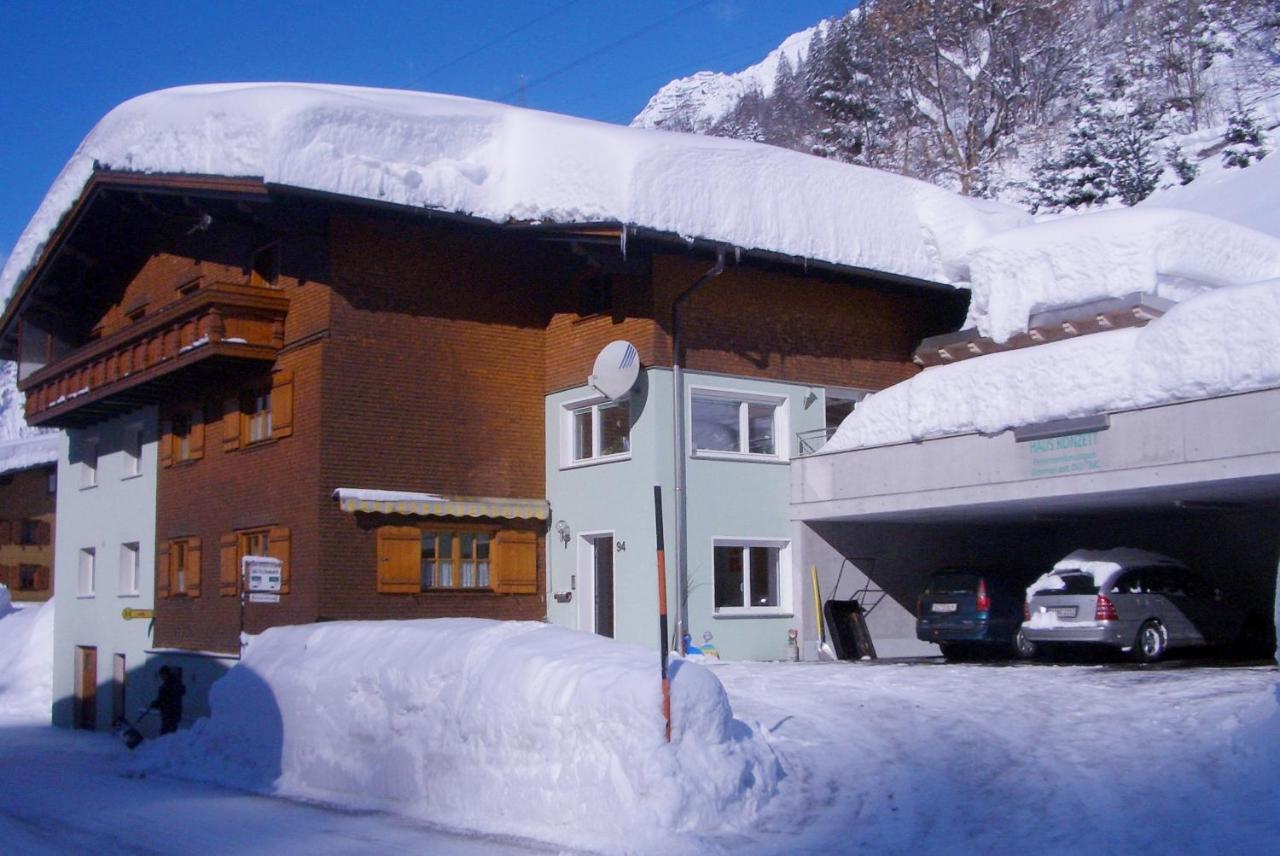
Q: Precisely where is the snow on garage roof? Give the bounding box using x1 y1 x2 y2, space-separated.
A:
0 82 1030 307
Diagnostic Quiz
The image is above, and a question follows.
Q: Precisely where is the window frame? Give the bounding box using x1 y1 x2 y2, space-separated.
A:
244 387 273 445
18 564 43 592
80 437 99 489
688 386 789 462
167 536 200 598
418 525 496 592
122 422 143 478
710 537 792 618
78 547 96 598
118 542 140 597
19 519 40 546
560 394 633 469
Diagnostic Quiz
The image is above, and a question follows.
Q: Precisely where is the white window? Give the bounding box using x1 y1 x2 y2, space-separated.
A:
78 548 96 597
122 425 142 478
81 438 98 488
712 539 791 616
690 388 787 460
118 542 140 596
562 397 631 466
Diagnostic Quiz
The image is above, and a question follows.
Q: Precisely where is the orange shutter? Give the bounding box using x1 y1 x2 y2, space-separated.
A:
376 526 421 594
186 537 202 598
34 565 50 591
156 541 171 598
222 398 241 451
0 566 14 589
219 533 239 596
36 520 51 546
0 520 11 545
492 530 538 594
271 370 294 440
159 419 174 468
189 412 206 461
268 527 291 594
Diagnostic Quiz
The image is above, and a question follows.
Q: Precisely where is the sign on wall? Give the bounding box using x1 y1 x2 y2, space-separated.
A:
1025 431 1103 478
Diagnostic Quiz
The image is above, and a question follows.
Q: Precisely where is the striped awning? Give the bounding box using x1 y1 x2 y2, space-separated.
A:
333 488 549 520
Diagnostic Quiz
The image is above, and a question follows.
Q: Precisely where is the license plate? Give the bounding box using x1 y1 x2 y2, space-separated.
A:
932 603 957 613
1051 606 1078 619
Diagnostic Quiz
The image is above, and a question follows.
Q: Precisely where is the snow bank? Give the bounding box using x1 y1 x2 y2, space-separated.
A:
827 276 1280 450
138 618 781 851
0 599 54 721
964 208 1280 343
1143 130 1280 239
0 83 1029 309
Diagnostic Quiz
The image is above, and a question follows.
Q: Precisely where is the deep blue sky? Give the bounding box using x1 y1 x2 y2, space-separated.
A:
0 0 854 269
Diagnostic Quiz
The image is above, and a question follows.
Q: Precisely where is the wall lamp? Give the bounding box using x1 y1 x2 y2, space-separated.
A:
555 520 571 547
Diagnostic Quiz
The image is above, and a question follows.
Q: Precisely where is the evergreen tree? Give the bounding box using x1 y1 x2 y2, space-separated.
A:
1108 117 1163 205
1165 143 1200 184
1221 105 1269 168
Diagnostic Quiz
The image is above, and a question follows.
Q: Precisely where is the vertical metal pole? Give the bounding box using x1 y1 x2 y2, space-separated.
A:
653 484 672 743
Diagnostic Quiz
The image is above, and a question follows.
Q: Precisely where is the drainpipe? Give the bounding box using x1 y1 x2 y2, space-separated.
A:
671 246 726 653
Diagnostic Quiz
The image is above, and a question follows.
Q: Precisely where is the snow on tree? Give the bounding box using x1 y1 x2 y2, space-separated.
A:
1165 143 1200 184
1221 105 1270 168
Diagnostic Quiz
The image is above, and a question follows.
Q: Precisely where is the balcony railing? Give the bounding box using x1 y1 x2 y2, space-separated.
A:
796 427 838 456
20 281 289 427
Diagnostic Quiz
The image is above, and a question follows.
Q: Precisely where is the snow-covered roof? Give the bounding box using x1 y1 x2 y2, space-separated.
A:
826 274 1280 450
0 434 58 477
964 208 1280 344
0 82 1030 309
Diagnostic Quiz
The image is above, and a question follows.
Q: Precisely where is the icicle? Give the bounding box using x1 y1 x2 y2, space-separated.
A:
620 225 628 260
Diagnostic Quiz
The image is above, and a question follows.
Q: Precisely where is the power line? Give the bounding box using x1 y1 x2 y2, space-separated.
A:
414 0 581 84
499 0 711 103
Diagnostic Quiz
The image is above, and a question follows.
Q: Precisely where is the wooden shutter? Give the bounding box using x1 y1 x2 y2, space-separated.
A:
34 565 50 591
376 526 421 593
36 520 51 546
0 520 12 545
219 533 239 596
492 530 538 594
0 566 14 589
186 537 202 598
268 527 291 594
222 397 241 451
189 412 206 461
271 370 294 439
159 419 174 468
156 541 171 598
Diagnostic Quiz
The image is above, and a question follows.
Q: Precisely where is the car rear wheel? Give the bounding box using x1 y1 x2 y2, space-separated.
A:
939 642 966 662
1013 628 1036 660
1133 620 1167 663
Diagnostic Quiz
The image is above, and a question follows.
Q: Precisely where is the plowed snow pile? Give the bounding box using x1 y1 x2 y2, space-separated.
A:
0 593 54 721
138 618 781 851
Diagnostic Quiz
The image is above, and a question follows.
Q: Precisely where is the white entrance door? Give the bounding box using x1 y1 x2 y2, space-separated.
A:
577 533 615 638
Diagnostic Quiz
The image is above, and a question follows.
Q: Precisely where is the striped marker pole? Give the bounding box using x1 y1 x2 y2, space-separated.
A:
654 484 672 743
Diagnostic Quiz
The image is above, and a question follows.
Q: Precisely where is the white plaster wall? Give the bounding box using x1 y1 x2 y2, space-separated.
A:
51 407 158 729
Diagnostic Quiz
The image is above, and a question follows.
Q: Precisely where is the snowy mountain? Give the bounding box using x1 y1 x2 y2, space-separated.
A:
632 0 1280 209
632 23 824 132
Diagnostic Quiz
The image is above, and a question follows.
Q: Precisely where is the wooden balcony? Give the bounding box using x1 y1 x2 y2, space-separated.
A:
20 282 289 427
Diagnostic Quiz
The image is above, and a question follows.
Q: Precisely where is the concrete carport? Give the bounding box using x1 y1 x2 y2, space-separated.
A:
791 386 1280 660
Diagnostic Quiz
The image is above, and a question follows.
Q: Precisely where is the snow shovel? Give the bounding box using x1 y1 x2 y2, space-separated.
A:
114 709 152 750
812 566 837 661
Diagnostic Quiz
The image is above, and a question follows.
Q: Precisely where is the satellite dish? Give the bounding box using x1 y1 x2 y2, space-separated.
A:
589 340 640 400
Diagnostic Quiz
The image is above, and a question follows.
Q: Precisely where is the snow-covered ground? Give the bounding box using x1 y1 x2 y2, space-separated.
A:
0 602 1276 854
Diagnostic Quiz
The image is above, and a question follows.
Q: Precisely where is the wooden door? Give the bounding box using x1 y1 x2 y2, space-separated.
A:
75 646 97 730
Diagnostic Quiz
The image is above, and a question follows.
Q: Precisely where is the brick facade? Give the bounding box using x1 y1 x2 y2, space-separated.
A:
0 464 56 601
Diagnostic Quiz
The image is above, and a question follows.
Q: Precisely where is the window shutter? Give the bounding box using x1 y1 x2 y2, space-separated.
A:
222 398 241 451
0 566 13 589
492 530 538 594
271 370 294 439
186 537 202 598
159 419 174 468
34 565 50 591
0 520 11 546
219 533 239 596
156 541 171 598
268 527 291 594
189 413 206 460
376 526 421 593
36 520 51 546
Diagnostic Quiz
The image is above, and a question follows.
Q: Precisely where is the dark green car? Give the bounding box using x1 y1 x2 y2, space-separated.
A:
917 569 1035 661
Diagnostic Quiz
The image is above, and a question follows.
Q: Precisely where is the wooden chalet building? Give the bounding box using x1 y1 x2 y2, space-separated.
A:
0 85 986 725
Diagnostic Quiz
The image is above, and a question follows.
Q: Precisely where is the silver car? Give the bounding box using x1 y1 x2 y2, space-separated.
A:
1023 549 1238 662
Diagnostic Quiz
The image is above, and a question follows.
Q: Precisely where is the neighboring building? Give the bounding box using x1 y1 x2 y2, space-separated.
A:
0 434 59 602
0 85 1010 724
